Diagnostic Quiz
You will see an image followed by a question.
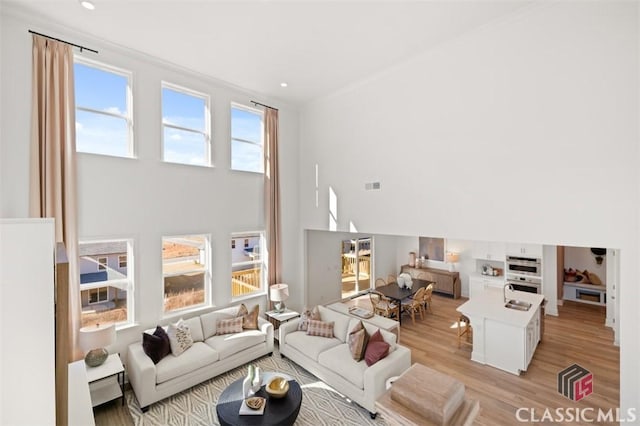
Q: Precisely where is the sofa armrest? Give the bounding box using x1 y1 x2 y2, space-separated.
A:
127 343 157 409
363 344 412 406
258 317 274 353
278 317 301 342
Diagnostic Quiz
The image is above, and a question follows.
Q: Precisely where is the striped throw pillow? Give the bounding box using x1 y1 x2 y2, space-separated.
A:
216 316 243 335
306 319 335 338
347 320 370 361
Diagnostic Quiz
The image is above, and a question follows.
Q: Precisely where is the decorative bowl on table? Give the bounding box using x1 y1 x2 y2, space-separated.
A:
266 376 290 398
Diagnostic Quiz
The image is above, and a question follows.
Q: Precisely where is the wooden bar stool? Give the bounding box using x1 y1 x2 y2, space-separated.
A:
457 314 472 348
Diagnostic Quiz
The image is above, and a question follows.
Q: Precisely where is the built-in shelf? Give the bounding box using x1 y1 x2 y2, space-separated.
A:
563 282 606 306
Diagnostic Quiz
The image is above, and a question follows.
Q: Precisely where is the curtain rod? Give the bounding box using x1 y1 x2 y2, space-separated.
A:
28 30 98 54
251 100 278 111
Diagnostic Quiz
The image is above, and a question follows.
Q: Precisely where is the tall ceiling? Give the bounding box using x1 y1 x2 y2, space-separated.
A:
4 0 534 105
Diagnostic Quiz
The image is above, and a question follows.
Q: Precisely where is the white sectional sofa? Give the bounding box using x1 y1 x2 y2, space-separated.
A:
128 305 274 411
279 305 411 418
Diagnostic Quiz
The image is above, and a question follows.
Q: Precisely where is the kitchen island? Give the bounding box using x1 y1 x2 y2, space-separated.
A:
457 287 544 375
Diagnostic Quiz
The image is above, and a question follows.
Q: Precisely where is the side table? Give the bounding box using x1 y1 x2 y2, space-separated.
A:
264 309 300 341
85 353 125 407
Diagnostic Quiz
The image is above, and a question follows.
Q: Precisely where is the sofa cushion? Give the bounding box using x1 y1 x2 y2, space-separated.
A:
142 326 171 364
318 344 367 389
205 330 266 359
216 317 243 335
167 319 194 356
182 316 204 342
156 342 219 384
317 305 351 342
284 330 341 361
201 309 236 339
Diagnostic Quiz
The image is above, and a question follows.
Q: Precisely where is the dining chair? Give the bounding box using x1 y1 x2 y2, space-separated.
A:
375 278 387 288
401 287 425 325
457 314 472 348
387 275 397 284
422 284 434 313
369 291 400 320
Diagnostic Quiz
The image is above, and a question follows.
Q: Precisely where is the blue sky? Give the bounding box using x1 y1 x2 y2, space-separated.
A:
74 63 263 170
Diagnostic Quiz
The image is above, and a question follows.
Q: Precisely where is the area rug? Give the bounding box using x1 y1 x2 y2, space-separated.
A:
126 350 387 426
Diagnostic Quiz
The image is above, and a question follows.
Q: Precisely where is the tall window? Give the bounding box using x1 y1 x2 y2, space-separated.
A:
74 58 133 157
162 235 210 313
162 83 210 166
231 103 264 173
79 239 134 327
231 232 265 298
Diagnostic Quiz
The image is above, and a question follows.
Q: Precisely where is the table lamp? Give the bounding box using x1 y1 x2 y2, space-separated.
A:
79 323 116 367
446 252 460 272
270 284 289 313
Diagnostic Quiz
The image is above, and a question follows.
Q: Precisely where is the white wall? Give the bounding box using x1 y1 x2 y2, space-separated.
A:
0 8 301 359
300 1 639 411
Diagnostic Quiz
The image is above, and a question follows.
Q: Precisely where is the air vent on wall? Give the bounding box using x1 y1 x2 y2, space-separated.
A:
364 182 381 191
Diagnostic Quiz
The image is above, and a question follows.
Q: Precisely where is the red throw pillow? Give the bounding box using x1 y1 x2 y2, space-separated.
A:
365 341 390 366
369 329 384 343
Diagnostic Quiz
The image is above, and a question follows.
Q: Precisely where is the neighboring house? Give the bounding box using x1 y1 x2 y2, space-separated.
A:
231 235 260 269
79 241 128 309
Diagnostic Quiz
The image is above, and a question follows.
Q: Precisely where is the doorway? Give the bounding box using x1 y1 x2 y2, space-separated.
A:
341 237 371 299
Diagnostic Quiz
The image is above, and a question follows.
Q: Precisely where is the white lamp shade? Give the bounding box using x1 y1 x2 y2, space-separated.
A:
79 323 116 352
270 284 289 302
446 252 460 263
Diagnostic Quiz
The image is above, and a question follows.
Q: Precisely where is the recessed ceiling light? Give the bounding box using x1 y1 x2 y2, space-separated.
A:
80 1 95 10
280 82 288 88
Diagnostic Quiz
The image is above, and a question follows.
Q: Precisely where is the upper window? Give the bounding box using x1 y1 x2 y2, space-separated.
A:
74 58 133 157
231 232 265 299
162 83 210 166
162 235 210 314
79 239 134 327
231 104 264 173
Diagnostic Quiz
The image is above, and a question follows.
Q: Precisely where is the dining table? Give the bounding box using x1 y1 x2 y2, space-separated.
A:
375 278 433 325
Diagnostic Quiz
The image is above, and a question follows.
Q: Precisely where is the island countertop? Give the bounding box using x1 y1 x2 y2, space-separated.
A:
457 287 544 328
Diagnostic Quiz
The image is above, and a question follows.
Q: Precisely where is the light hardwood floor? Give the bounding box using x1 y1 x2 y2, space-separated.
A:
94 293 619 425
349 293 619 425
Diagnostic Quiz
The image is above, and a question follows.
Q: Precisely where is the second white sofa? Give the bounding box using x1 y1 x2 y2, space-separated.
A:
279 305 411 418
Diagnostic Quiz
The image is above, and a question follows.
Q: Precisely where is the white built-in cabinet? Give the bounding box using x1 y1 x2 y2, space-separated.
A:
506 243 543 258
469 275 505 299
471 241 506 261
0 219 56 425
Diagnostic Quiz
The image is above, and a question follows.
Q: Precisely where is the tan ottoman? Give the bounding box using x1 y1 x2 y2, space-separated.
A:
375 363 479 426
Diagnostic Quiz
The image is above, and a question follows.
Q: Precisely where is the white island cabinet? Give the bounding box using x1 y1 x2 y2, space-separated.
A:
457 287 544 375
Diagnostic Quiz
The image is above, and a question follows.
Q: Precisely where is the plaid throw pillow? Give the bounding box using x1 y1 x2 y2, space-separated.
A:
347 320 370 361
306 319 335 338
297 306 321 331
216 316 243 335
